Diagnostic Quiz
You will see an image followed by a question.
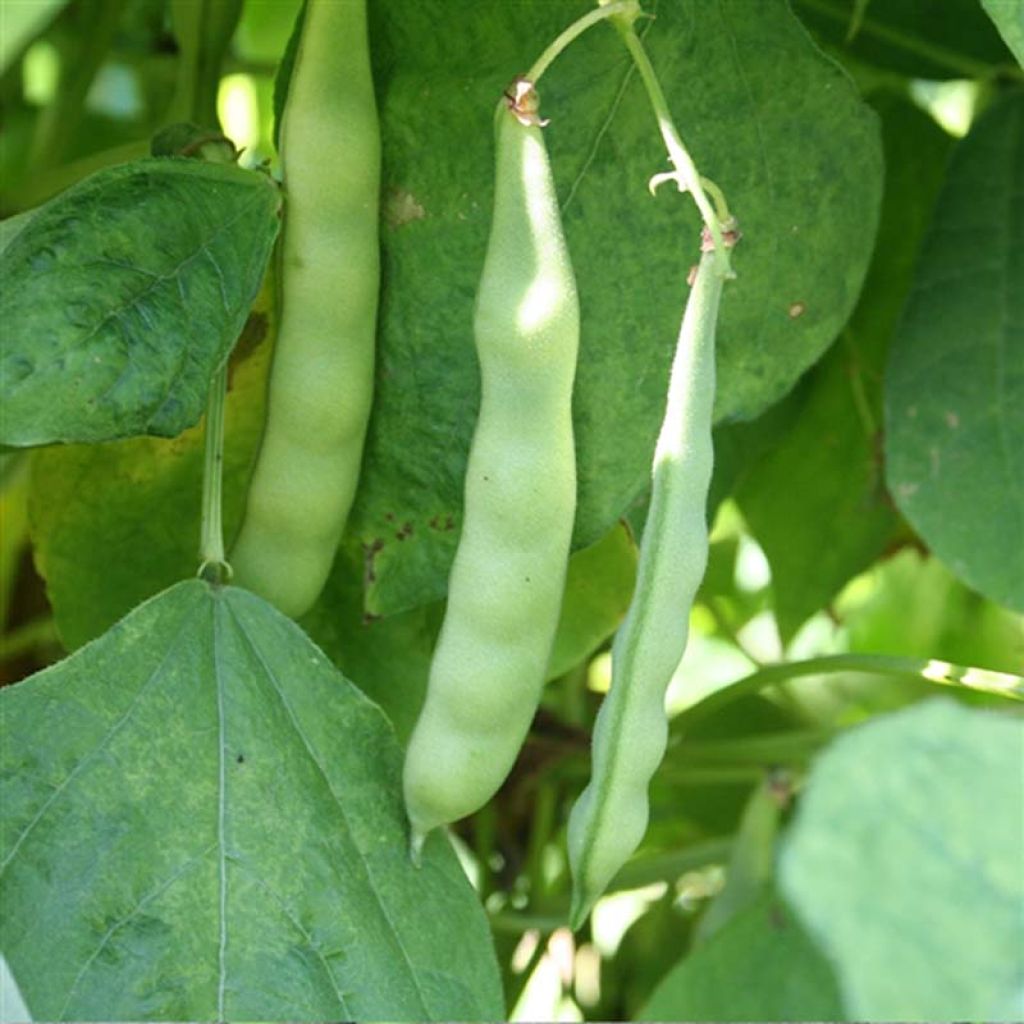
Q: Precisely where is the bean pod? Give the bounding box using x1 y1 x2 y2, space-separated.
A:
403 82 579 854
567 248 724 927
230 0 379 618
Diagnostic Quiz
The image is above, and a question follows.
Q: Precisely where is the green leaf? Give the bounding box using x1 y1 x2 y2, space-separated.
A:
885 92 1024 613
299 544 442 746
637 887 843 1021
737 94 952 641
982 0 1024 67
545 521 637 680
0 580 504 1020
791 0 1015 78
837 549 1024 675
779 698 1024 1019
355 0 882 614
0 158 280 446
28 288 273 650
0 209 38 255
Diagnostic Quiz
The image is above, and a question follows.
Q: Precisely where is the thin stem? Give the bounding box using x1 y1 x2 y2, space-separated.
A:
614 22 732 276
490 911 565 936
840 328 878 437
676 653 1024 735
525 1 642 85
607 836 732 893
673 728 833 765
198 363 230 582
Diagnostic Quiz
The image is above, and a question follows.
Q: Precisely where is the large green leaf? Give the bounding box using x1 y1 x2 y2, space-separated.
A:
0 580 504 1020
348 0 882 614
737 94 951 641
791 0 1015 78
779 698 1024 1019
0 158 280 446
637 887 842 1021
982 0 1024 67
885 92 1024 613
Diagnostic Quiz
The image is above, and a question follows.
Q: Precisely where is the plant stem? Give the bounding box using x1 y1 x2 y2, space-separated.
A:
198 363 229 583
525 1 642 85
489 911 566 936
613 20 733 277
606 835 732 893
673 728 834 766
676 653 1024 734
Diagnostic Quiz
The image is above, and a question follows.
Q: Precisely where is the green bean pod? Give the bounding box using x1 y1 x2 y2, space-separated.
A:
403 85 579 854
567 249 724 928
230 0 379 618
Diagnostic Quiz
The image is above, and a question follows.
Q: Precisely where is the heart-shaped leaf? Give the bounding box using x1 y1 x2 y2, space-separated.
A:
0 580 503 1020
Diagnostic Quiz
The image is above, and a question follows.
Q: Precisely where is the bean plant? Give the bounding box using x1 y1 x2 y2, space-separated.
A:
0 1 1022 1021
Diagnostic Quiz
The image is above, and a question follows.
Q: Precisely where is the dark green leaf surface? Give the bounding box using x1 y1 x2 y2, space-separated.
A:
737 95 952 641
0 580 503 1020
885 92 1024 613
638 887 842 1021
779 698 1024 1020
353 0 882 614
0 158 280 446
982 0 1024 67
0 209 37 255
792 0 1015 78
300 544 441 745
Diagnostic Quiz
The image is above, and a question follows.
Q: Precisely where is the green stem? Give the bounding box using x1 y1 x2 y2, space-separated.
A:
613 21 733 276
198 363 230 583
675 728 834 766
676 653 1024 734
658 765 766 786
841 328 878 439
605 835 732 893
489 911 566 936
525 1 642 85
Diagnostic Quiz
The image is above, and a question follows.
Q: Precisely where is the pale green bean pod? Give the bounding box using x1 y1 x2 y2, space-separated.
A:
230 0 379 618
568 248 725 928
403 82 579 855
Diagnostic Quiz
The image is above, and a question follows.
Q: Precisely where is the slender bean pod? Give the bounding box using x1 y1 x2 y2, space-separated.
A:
230 0 379 618
403 83 579 856
567 248 725 928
